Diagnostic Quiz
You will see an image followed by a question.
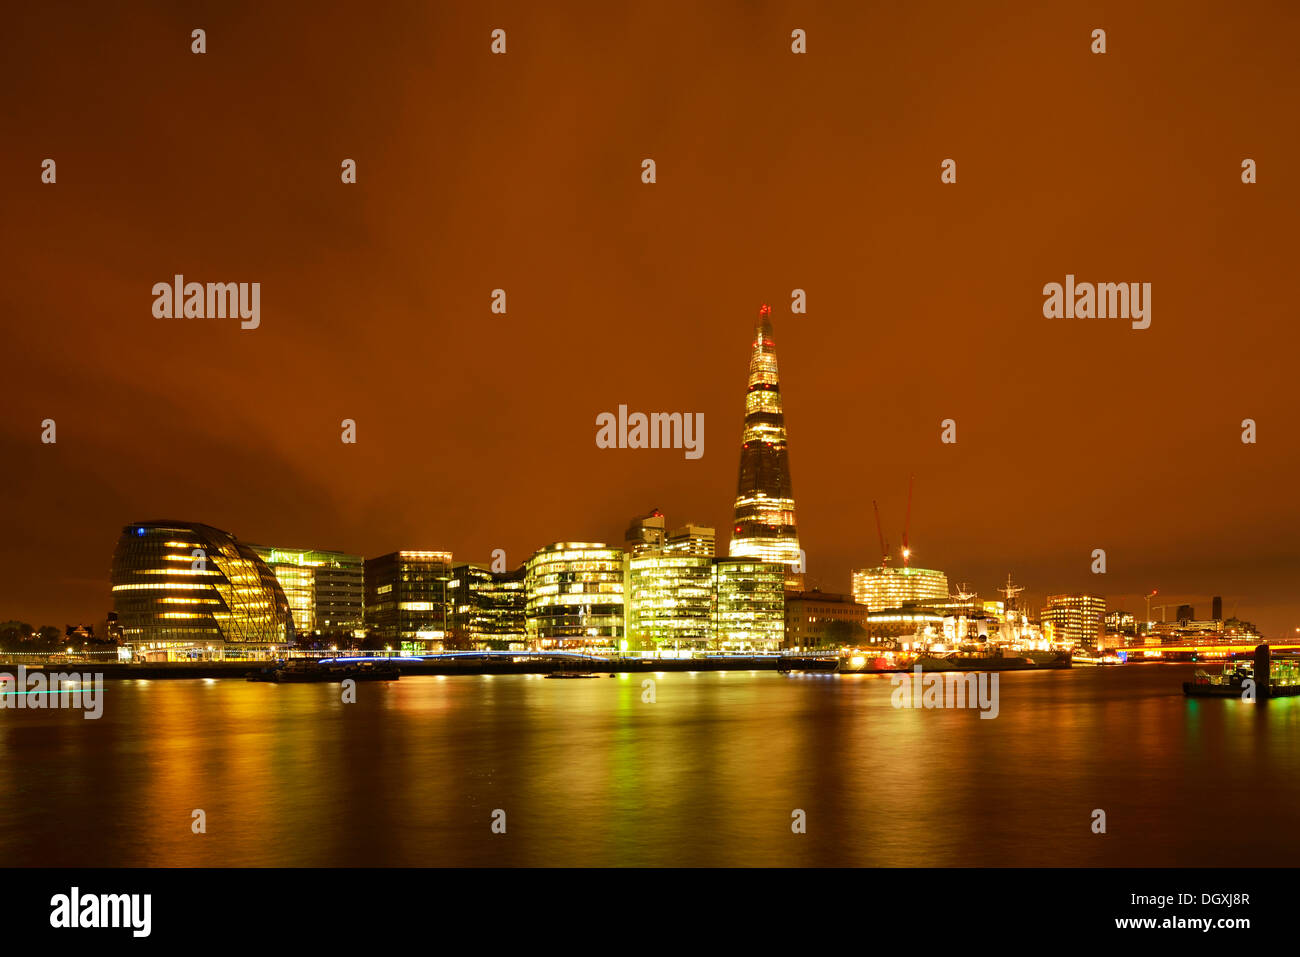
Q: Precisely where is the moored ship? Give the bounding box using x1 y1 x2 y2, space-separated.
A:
247 659 400 683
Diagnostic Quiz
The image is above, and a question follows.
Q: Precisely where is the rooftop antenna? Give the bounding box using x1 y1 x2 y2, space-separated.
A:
999 573 1025 611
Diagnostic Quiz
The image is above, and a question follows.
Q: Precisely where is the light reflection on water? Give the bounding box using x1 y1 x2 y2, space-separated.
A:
2 664 1297 866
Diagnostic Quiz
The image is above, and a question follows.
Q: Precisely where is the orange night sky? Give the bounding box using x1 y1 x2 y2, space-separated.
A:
2 1 1298 632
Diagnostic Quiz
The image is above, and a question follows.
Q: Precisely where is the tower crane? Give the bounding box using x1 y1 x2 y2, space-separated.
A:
872 500 891 568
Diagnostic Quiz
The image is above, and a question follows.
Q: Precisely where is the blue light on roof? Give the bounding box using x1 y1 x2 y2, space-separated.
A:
135 527 146 537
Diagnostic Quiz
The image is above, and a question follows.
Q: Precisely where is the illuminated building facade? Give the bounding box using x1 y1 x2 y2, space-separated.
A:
626 554 715 648
364 550 453 650
1041 594 1106 648
110 521 294 658
666 524 715 557
713 558 785 651
852 565 949 611
448 562 527 648
248 545 365 636
784 590 868 649
525 543 626 648
729 304 802 587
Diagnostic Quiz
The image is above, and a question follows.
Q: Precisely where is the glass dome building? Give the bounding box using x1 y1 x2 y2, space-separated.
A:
111 521 294 656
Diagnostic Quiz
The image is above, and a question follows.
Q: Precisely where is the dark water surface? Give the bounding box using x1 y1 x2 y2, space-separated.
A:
2 664 1296 866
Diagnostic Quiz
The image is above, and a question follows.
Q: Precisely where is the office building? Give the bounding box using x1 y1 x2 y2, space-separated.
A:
713 558 785 651
1041 594 1106 648
852 565 949 611
525 543 626 648
364 550 453 651
448 562 527 648
784 589 869 649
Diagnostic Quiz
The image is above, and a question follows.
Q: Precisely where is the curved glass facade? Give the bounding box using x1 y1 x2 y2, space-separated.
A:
525 543 625 648
111 521 294 646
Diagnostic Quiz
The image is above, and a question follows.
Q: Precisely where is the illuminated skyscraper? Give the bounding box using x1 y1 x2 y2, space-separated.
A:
729 304 802 586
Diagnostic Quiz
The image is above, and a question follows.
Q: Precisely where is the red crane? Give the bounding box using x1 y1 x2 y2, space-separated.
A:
872 500 891 568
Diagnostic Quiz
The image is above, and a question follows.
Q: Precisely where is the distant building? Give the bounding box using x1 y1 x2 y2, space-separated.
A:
111 521 294 659
1104 610 1136 637
665 523 715 557
1176 604 1195 623
1212 596 1223 621
713 558 785 651
447 562 527 648
625 510 667 556
248 545 365 636
525 543 626 648
852 566 949 611
364 550 453 651
784 590 868 649
1041 595 1106 648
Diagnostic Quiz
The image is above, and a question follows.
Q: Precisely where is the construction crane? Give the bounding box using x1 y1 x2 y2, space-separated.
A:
1144 590 1158 623
872 500 891 568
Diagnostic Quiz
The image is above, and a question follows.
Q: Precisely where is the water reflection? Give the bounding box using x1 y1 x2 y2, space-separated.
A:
2 664 1298 866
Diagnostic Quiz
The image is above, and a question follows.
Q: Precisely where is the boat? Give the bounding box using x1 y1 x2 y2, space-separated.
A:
777 654 840 674
1183 645 1300 699
247 659 400 683
1072 653 1122 666
1183 661 1254 698
912 648 1072 672
543 657 603 678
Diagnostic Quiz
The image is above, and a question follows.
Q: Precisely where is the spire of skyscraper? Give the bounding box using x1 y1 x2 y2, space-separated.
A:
729 303 802 586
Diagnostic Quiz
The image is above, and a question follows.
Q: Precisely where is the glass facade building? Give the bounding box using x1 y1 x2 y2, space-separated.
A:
713 558 785 651
525 543 625 648
248 545 365 636
364 550 453 650
626 554 716 648
448 562 527 648
110 521 294 655
851 565 949 611
729 304 803 585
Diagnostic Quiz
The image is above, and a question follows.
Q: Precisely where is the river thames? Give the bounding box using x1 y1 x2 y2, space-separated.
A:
2 663 1297 867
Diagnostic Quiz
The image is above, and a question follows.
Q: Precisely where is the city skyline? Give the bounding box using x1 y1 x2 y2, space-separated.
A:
2 2 1298 635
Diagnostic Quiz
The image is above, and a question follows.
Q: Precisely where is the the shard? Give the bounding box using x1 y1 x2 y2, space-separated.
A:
728 304 803 586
